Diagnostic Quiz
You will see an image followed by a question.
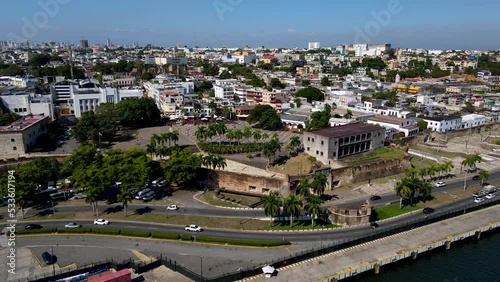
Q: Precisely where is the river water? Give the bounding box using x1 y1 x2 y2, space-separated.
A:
353 232 500 282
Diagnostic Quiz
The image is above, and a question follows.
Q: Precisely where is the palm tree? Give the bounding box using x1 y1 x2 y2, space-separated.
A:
478 169 489 187
195 126 207 142
159 133 170 147
262 191 282 226
252 129 262 142
418 167 429 181
243 126 253 142
305 195 323 228
234 129 244 145
203 154 227 170
146 144 156 158
394 178 413 209
418 181 433 202
288 136 301 155
169 130 179 146
215 122 227 145
263 137 281 167
207 123 218 142
226 129 235 144
284 194 303 227
311 173 328 196
85 188 101 217
150 133 161 147
117 187 133 216
262 132 270 140
222 105 231 119
297 178 311 198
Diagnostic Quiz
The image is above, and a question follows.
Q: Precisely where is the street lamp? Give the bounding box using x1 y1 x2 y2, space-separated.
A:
50 247 55 276
200 255 203 279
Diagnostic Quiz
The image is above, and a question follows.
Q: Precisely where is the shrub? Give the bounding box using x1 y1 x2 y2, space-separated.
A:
15 228 58 235
180 234 192 241
57 228 92 234
197 142 267 155
246 154 254 159
120 230 151 238
151 232 180 240
91 228 121 235
195 236 290 247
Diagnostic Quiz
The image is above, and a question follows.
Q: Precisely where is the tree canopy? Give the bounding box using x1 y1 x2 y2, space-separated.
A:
247 104 282 130
295 87 324 103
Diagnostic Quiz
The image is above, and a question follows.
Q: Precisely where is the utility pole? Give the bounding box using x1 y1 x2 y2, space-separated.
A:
200 255 203 279
51 247 55 276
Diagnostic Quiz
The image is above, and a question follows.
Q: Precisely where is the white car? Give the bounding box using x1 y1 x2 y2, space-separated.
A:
94 219 110 225
65 222 81 228
167 205 178 211
474 197 485 203
185 225 202 232
486 194 495 199
435 182 446 188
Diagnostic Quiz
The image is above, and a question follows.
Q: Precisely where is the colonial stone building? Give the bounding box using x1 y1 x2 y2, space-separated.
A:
303 122 386 164
0 114 50 155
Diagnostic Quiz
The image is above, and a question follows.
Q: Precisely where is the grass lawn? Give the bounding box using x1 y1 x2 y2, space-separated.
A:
270 220 340 230
342 147 406 165
411 145 468 159
374 202 423 220
196 191 241 208
268 153 315 176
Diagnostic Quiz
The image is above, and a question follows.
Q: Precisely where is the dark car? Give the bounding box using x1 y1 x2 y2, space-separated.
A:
472 175 480 181
42 251 56 265
370 195 381 201
25 224 43 230
423 207 435 214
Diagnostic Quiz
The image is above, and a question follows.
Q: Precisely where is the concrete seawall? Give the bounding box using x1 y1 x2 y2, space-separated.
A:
244 205 500 282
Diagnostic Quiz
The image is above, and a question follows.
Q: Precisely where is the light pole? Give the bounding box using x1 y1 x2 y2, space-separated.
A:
200 255 203 279
50 247 55 276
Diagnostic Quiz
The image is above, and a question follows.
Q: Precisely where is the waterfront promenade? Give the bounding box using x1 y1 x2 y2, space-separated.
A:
246 205 500 282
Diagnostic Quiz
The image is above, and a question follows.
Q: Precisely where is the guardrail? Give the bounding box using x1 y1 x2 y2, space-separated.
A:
29 198 500 282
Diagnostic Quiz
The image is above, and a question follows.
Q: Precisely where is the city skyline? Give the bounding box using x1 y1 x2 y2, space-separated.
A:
1 0 500 50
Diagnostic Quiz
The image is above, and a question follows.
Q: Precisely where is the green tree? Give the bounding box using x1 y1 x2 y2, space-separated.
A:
270 78 285 89
343 109 353 119
295 87 324 103
0 113 21 126
162 148 203 186
262 191 282 226
417 120 428 132
297 178 311 198
284 194 303 226
320 76 331 86
116 98 161 128
311 173 328 195
247 104 282 130
478 169 489 187
263 137 281 166
305 195 323 228
195 126 208 142
308 110 331 130
117 186 133 216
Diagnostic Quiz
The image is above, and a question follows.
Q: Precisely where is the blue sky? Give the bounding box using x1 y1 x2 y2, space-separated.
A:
1 0 499 49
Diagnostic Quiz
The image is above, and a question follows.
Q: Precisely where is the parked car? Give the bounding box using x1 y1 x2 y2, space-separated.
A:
151 177 165 187
486 194 495 199
423 207 435 214
135 188 152 200
167 205 178 210
369 195 381 201
472 175 480 181
42 251 56 265
94 219 109 225
25 224 43 230
474 197 485 203
185 225 202 232
435 182 446 188
65 222 81 228
142 192 156 202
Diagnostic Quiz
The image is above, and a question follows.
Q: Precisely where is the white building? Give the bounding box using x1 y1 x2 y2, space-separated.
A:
422 115 462 132
367 115 419 138
0 92 55 119
0 114 50 155
214 85 235 100
308 42 320 50
461 114 486 129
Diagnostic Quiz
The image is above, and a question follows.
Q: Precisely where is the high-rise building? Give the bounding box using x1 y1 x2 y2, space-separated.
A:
308 42 320 50
79 39 89 48
106 38 111 47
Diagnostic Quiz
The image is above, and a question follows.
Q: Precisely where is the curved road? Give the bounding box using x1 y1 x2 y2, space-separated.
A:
11 170 498 221
18 196 498 243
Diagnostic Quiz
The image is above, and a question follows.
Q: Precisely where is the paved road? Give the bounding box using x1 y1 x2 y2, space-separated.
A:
8 169 497 222
16 196 498 243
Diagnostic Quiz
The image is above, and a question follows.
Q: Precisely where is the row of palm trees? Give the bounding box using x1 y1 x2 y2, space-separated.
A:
146 131 180 159
296 173 328 197
395 168 433 208
195 122 271 145
418 161 454 181
262 192 324 227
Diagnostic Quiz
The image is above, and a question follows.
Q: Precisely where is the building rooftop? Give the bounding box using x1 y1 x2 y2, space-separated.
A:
280 114 309 123
368 115 407 125
423 114 462 122
307 122 384 138
0 114 48 132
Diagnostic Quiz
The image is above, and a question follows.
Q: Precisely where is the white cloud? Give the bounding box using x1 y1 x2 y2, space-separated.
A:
287 28 296 33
